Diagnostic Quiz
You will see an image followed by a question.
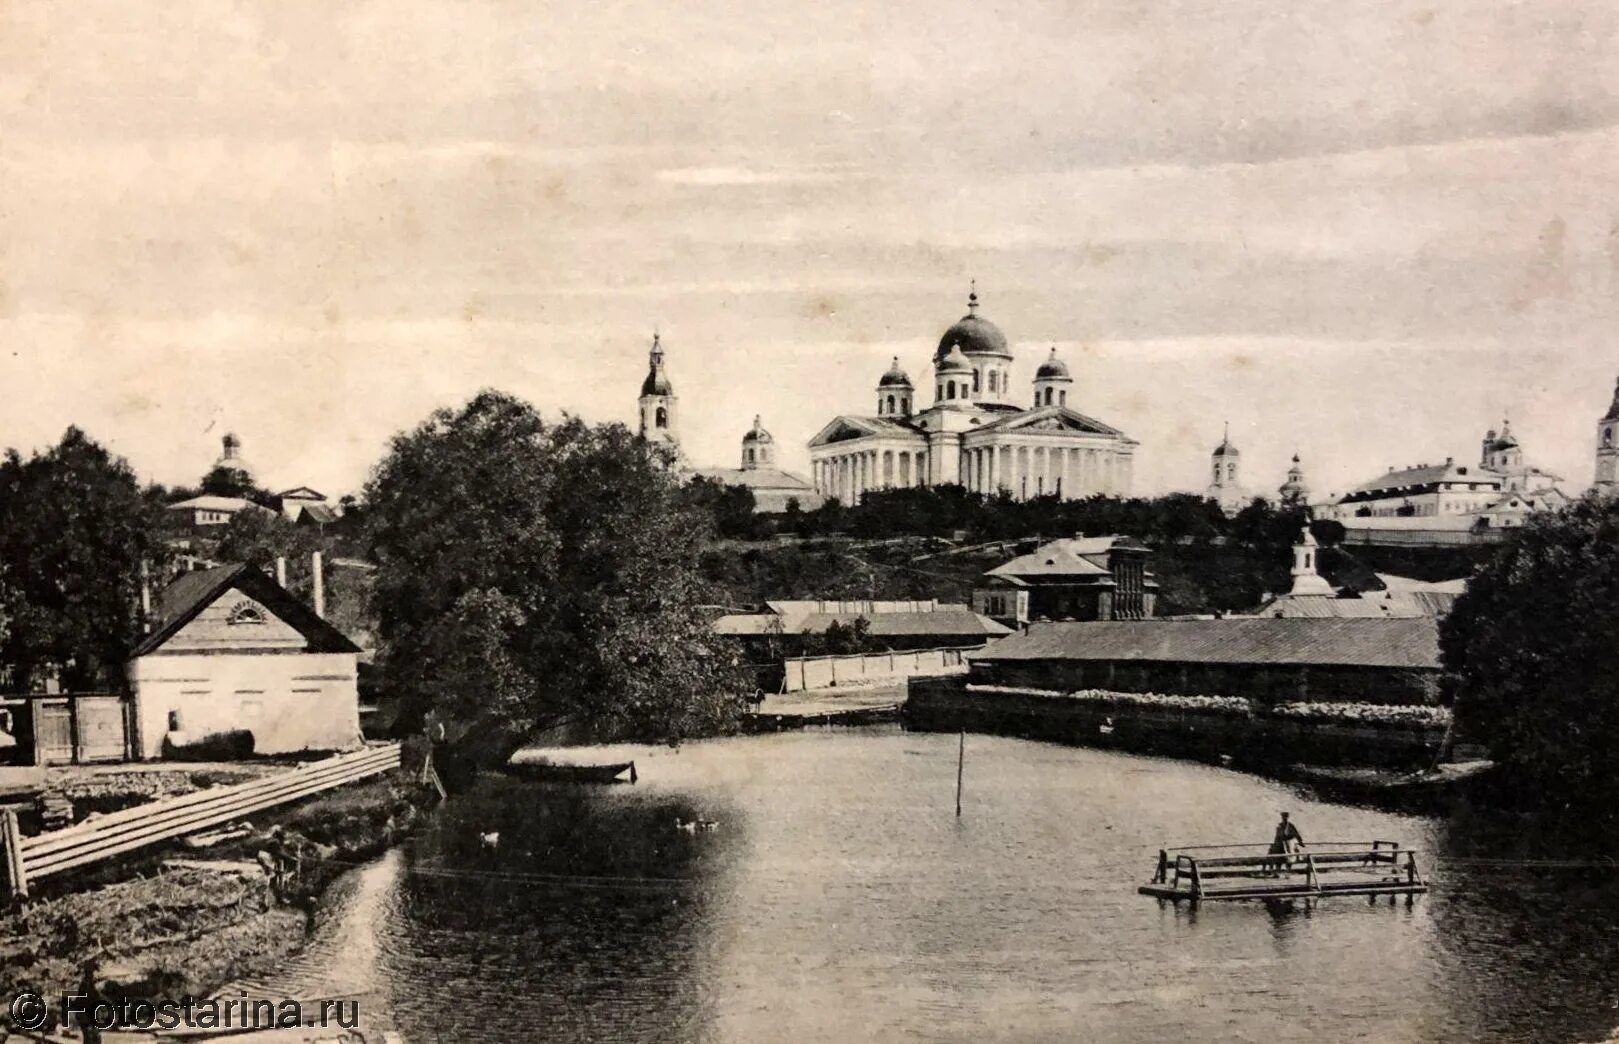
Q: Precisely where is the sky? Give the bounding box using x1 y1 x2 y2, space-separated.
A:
2 0 1618 502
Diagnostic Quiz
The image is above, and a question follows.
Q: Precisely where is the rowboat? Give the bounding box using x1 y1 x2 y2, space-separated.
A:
501 759 638 784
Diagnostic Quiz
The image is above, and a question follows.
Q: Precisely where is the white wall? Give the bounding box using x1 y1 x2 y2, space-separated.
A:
126 651 361 758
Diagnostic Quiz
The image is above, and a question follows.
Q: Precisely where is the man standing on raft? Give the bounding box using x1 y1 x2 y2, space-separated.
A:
1268 812 1305 874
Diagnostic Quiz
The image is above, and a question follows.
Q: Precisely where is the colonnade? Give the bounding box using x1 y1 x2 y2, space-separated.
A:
813 448 928 504
815 443 1129 503
958 443 1120 500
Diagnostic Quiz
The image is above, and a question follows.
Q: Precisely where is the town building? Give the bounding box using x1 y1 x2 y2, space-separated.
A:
165 494 273 528
1317 420 1569 541
713 599 1010 658
1596 376 1619 495
972 536 1157 627
807 288 1138 504
1207 424 1247 514
125 562 362 758
967 616 1441 704
689 416 825 513
1250 527 1461 619
276 486 336 525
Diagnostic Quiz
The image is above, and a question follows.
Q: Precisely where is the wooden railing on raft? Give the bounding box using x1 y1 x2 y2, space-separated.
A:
1140 839 1427 903
0 743 401 900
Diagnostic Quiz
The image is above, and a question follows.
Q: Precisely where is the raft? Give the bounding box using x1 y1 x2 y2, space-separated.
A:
1139 839 1427 903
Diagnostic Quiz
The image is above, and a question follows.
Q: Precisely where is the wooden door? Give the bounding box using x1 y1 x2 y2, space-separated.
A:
74 697 127 763
35 703 73 765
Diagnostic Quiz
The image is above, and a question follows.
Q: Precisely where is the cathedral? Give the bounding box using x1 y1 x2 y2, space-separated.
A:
806 288 1138 503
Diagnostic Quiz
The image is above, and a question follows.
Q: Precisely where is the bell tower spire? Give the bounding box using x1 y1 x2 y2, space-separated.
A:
637 331 678 450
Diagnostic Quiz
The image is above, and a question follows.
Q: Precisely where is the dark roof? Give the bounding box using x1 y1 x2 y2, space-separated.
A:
986 536 1148 581
1605 378 1619 423
132 564 361 658
972 617 1439 670
796 609 1013 638
294 503 339 526
936 313 1011 361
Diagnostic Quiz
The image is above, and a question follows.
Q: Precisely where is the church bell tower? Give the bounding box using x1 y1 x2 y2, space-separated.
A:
1596 376 1619 495
637 332 678 450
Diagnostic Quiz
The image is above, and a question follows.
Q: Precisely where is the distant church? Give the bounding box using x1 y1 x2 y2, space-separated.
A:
806 287 1138 503
1206 423 1248 515
634 334 823 513
1595 375 1619 495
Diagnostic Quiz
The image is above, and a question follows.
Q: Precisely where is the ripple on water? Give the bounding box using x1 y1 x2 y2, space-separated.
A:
291 730 1619 1043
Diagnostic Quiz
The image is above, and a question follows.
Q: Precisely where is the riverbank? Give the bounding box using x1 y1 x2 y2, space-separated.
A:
0 770 436 1038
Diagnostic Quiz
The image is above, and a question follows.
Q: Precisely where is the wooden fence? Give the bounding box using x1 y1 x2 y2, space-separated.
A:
782 645 982 692
0 743 401 900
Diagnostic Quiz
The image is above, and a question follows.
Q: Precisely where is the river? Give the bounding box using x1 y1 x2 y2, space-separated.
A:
279 729 1619 1043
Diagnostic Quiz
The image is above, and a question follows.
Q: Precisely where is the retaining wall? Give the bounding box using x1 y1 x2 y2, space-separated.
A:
905 679 1445 769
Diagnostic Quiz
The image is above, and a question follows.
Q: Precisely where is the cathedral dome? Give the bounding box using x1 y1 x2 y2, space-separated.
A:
934 287 1011 362
1035 348 1071 380
1212 427 1240 457
936 344 972 374
742 415 773 443
878 357 914 388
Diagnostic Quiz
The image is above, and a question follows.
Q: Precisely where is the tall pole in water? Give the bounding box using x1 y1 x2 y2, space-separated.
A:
955 730 965 817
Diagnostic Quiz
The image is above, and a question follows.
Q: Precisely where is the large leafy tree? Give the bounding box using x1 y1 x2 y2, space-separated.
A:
364 391 749 747
1442 494 1619 808
0 428 168 691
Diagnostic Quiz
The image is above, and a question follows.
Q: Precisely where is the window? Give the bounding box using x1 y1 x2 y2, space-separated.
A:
988 371 998 393
1059 390 1067 405
745 448 754 463
1606 427 1614 447
656 406 668 429
168 710 183 732
227 602 267 626
973 371 981 392
886 395 895 414
947 381 956 399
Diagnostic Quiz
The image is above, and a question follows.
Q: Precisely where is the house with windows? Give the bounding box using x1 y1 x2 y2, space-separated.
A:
973 535 1157 627
125 563 362 758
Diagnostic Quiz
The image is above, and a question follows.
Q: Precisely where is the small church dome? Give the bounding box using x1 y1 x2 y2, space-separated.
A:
936 344 973 373
878 357 914 388
742 415 773 444
1035 348 1071 381
934 286 1011 362
1212 433 1240 458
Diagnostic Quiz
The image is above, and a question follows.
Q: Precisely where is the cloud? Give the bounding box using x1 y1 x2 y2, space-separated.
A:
653 165 851 187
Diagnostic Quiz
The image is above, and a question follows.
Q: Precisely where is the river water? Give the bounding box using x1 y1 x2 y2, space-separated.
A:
284 729 1619 1043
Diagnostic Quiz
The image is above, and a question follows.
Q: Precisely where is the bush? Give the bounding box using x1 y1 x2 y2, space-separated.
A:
161 729 255 762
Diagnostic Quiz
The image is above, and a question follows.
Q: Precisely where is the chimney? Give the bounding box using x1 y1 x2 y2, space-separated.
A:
311 551 325 619
275 556 287 588
140 560 152 633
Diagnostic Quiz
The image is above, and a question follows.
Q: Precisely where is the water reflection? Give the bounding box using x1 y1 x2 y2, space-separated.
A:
291 732 1619 1043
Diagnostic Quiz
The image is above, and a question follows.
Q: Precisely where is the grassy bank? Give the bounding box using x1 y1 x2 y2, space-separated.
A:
0 771 437 1036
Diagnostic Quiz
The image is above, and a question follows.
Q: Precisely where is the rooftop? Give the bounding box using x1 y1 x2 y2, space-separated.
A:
973 617 1439 670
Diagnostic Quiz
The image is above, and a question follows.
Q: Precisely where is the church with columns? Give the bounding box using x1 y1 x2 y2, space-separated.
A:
807 289 1138 504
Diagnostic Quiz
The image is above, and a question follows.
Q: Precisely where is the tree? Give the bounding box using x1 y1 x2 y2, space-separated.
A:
1441 494 1619 810
0 428 168 691
364 391 750 747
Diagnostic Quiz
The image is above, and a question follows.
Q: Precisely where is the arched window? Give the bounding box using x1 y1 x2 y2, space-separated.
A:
227 602 266 626
745 448 754 463
1059 390 1067 406
937 384 943 400
656 406 668 429
988 371 998 394
947 381 956 399
886 395 895 414
973 370 981 392
1044 387 1054 405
